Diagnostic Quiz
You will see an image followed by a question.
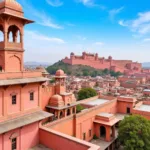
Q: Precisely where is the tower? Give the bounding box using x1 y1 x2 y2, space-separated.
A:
55 69 66 94
0 0 33 72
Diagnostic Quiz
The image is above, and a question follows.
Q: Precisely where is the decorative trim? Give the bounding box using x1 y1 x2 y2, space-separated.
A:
10 92 17 96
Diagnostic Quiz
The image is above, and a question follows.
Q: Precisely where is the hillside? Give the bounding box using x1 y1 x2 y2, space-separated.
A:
46 61 123 77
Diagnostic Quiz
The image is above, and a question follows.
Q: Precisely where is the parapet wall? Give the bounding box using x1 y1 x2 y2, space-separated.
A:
45 115 75 136
39 126 100 150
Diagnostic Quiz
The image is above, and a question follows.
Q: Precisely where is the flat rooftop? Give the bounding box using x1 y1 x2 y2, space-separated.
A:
29 144 51 150
0 111 53 134
86 99 109 106
97 112 114 118
143 89 150 92
135 104 150 112
91 129 118 150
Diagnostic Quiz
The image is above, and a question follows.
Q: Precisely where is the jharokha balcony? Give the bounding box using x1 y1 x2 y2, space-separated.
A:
0 41 23 50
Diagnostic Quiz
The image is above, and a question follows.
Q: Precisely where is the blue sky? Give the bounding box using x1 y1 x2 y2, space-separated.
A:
18 0 150 63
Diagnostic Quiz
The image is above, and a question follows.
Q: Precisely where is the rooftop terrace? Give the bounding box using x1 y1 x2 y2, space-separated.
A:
135 104 150 112
86 99 109 106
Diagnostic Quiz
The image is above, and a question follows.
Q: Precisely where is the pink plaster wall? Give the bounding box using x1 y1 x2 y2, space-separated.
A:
76 100 117 141
0 122 39 150
0 134 2 150
21 122 39 150
6 86 21 115
39 127 100 150
47 116 75 136
3 128 20 150
0 91 2 117
117 101 134 114
0 83 41 123
23 84 39 111
41 85 55 111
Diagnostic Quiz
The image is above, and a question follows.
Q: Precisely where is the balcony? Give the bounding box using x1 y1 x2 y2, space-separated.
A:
0 70 43 80
0 41 22 50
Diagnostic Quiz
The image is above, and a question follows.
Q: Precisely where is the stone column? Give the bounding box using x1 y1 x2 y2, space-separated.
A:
20 33 24 48
106 126 111 142
64 109 67 117
70 107 73 115
4 32 8 47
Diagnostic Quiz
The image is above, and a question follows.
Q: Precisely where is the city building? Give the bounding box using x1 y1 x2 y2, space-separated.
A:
0 1 150 150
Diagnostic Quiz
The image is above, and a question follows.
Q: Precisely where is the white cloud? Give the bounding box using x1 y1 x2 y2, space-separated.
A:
143 38 150 42
21 0 63 29
94 42 104 46
46 0 63 7
109 7 124 21
76 0 105 9
118 20 128 26
119 11 150 34
79 0 94 6
25 30 65 44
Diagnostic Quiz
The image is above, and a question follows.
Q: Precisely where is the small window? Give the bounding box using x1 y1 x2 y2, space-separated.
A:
12 138 17 150
30 92 34 101
89 129 92 137
12 95 16 105
83 133 86 140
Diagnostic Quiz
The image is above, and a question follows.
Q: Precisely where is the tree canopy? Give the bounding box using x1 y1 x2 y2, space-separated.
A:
46 61 123 77
118 115 150 150
78 88 97 100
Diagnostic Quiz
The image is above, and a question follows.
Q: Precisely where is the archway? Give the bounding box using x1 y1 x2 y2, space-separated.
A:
60 111 63 118
100 126 106 138
0 25 4 42
67 109 70 116
7 25 21 43
8 55 21 72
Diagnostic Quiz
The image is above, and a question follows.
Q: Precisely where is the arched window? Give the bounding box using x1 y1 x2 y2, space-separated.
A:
60 111 63 118
0 25 4 42
67 109 70 116
7 25 21 43
8 31 13 42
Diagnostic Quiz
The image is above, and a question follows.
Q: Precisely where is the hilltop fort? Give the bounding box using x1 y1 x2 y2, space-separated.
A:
63 52 142 75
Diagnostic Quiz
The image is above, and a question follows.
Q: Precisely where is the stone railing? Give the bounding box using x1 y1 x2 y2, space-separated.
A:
0 71 42 80
39 126 100 150
7 42 22 49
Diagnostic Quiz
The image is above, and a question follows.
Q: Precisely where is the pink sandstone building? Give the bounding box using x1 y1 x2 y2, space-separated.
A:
1 1 150 150
62 52 142 74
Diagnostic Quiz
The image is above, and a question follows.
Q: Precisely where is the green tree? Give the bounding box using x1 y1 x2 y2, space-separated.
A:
50 78 55 83
118 115 150 150
76 104 85 113
78 88 97 100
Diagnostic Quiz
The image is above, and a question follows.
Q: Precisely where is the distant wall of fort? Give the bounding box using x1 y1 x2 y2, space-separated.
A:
62 52 142 74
